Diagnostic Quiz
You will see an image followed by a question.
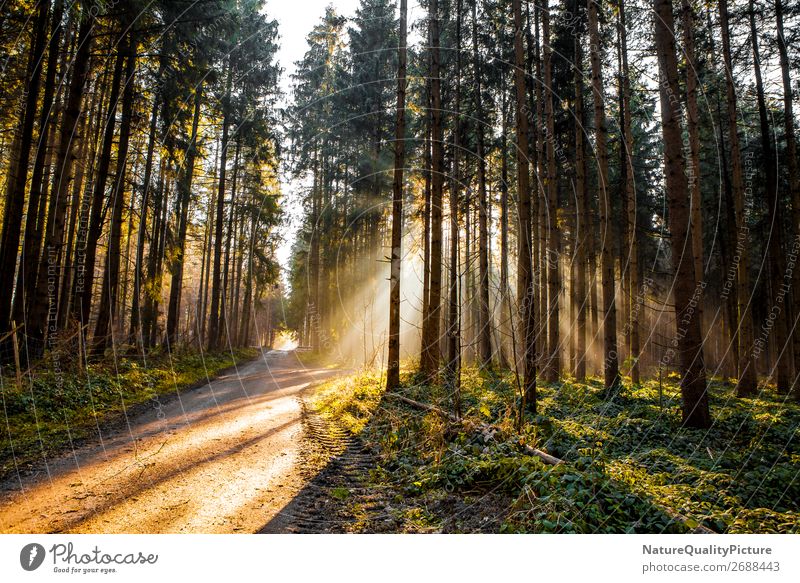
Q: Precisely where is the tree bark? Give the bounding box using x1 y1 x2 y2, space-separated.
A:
57 76 95 331
14 0 65 329
719 0 758 396
531 3 545 370
654 0 710 428
619 0 640 384
749 0 789 392
94 31 137 351
386 0 407 391
681 0 704 308
705 5 739 378
220 133 241 347
774 0 800 396
589 0 620 391
574 28 587 381
238 209 257 347
513 0 537 415
207 63 232 350
498 80 512 370
165 86 203 346
420 0 444 379
420 36 432 364
130 62 163 346
200 145 220 344
27 10 92 351
472 0 492 367
308 150 321 350
0 0 50 332
542 0 560 382
74 25 125 326
446 0 463 416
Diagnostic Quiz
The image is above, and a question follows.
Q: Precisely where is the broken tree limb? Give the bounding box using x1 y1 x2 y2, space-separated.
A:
521 444 564 466
385 391 459 421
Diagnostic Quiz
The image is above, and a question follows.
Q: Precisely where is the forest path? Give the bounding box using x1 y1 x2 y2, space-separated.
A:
0 350 342 533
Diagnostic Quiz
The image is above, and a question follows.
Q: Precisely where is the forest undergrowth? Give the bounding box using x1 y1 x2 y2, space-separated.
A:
308 365 800 533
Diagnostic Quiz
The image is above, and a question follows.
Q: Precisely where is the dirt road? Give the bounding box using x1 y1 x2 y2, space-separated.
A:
0 351 341 533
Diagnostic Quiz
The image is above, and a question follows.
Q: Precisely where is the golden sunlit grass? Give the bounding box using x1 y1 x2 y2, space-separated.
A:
307 369 384 435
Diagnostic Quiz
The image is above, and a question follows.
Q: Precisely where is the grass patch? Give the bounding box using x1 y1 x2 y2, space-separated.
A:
0 347 257 481
309 365 800 533
307 369 383 434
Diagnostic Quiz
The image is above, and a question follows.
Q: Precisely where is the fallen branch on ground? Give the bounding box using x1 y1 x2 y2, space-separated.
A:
385 391 563 465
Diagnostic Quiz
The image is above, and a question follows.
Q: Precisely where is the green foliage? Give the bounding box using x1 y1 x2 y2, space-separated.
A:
309 367 800 533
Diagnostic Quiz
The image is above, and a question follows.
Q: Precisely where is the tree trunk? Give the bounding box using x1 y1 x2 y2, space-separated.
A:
588 202 599 374
749 0 789 392
200 145 220 344
589 0 620 391
532 3 545 370
27 13 92 351
74 27 125 326
513 0 537 415
775 0 800 396
464 194 476 363
220 133 241 347
14 0 65 329
705 4 739 378
239 214 257 347
471 0 492 367
498 81 512 370
231 193 246 346
654 0 710 428
130 62 163 346
57 77 95 331
682 0 704 305
620 0 640 385
309 151 321 350
165 86 203 345
542 0 560 382
0 0 49 332
386 0 407 391
574 29 587 382
446 0 463 416
207 63 232 350
145 163 169 347
719 0 758 396
208 81 231 350
420 0 444 379
421 47 432 364
94 31 137 351
142 157 165 347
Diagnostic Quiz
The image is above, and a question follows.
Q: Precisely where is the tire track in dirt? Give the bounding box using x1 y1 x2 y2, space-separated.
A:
261 401 390 533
